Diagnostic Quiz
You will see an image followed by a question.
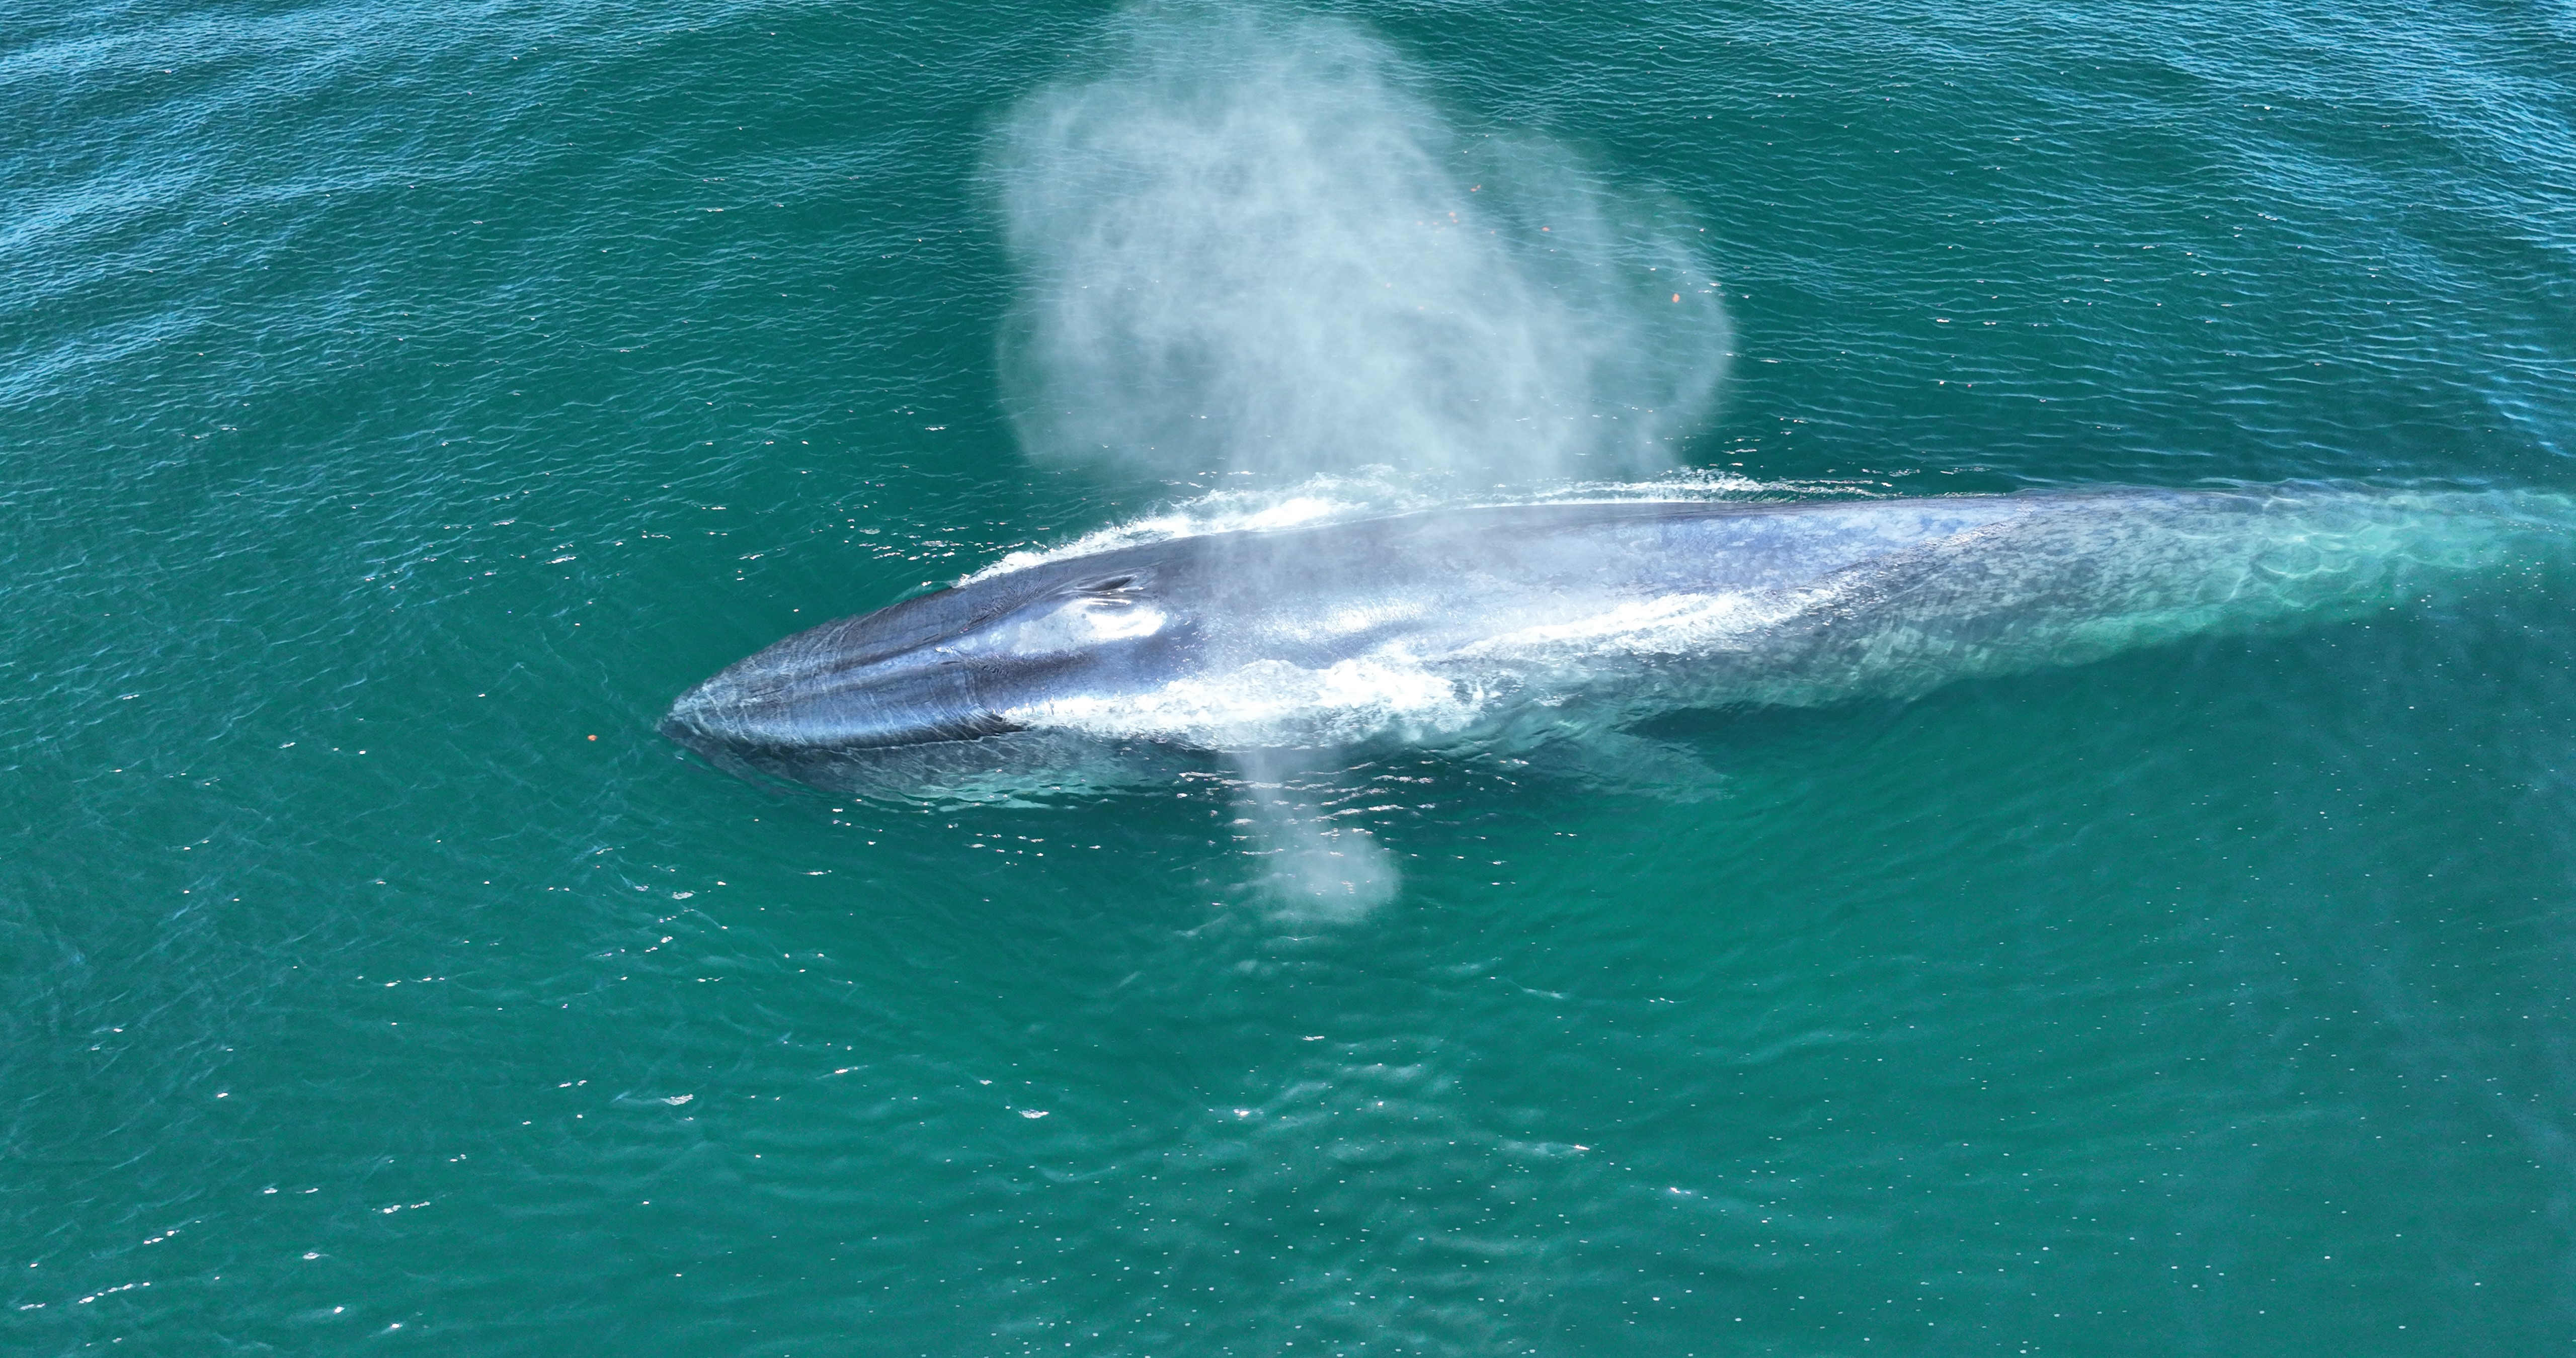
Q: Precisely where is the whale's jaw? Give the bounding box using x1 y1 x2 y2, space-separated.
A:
659 634 1028 757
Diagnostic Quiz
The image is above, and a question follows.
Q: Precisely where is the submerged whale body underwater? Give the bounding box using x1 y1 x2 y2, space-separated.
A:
662 486 2559 800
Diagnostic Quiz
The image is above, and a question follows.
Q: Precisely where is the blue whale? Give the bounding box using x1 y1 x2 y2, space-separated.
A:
661 487 2546 793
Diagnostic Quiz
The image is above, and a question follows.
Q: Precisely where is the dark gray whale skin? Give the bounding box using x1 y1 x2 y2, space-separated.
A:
659 490 2271 762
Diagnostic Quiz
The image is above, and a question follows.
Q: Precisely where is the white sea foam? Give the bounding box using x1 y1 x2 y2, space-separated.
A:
968 478 1421 580
967 470 1795 582
1016 652 1491 750
1459 587 1829 659
999 575 1850 750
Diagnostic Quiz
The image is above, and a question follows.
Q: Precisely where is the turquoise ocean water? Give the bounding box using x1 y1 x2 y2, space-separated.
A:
8 1 2576 1352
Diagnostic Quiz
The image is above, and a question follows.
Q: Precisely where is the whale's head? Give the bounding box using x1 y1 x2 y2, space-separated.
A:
660 554 1189 757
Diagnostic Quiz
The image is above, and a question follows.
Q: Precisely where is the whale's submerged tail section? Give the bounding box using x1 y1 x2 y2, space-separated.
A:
1705 484 2573 710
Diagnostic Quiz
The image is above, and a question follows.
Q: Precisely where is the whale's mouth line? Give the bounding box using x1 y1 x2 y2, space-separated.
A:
659 702 1028 756
660 656 1030 756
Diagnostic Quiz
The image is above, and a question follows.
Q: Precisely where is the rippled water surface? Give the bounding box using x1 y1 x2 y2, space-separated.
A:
8 1 2575 1352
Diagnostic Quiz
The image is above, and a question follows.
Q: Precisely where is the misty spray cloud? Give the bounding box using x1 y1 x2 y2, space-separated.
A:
988 4 1731 487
